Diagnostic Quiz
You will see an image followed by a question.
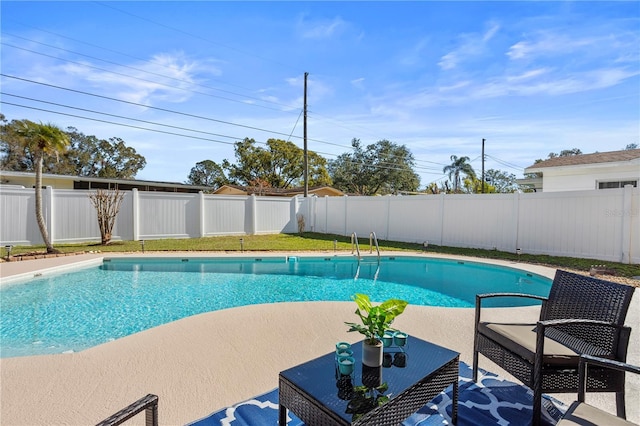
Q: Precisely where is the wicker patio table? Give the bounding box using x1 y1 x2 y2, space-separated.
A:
279 337 459 425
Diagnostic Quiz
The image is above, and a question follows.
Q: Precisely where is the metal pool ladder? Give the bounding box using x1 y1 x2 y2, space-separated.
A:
351 231 381 280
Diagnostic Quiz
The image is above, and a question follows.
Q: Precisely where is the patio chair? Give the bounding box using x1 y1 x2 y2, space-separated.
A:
472 269 635 426
557 354 640 426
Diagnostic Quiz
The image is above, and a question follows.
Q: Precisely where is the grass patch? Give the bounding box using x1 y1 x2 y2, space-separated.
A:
2 232 639 278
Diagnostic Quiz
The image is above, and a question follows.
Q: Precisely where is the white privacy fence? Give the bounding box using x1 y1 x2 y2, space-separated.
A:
1 185 637 263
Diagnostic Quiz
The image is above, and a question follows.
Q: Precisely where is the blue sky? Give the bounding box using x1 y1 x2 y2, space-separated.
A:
1 1 638 187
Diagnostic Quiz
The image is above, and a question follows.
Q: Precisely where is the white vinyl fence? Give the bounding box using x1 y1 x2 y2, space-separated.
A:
1 185 637 264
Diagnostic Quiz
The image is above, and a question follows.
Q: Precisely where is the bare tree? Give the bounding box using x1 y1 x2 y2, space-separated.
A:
88 189 125 245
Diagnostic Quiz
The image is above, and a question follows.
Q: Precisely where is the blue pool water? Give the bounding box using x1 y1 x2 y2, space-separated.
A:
0 256 551 358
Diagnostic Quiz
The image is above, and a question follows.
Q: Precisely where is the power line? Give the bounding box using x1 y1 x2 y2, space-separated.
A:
2 74 445 172
3 33 300 112
1 101 443 177
1 92 240 142
1 101 238 146
5 17 283 97
1 73 301 140
1 42 297 114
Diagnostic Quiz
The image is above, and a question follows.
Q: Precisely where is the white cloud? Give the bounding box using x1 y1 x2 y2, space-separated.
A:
297 15 347 39
438 21 501 70
29 51 212 107
351 77 365 89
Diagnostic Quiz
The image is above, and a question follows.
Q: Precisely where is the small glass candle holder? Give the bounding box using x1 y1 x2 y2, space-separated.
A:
336 341 351 353
393 332 408 347
381 331 394 347
336 349 353 362
338 356 355 375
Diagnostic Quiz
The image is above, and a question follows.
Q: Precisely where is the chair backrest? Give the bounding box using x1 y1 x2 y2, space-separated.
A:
540 270 635 356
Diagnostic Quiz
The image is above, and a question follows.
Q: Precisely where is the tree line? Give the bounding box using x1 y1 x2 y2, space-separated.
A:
7 115 633 197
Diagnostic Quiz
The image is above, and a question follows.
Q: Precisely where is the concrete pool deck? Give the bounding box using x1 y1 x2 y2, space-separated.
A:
1 252 638 425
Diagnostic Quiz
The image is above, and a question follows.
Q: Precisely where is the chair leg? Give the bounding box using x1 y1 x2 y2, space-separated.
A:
531 383 542 426
616 390 626 419
472 349 479 382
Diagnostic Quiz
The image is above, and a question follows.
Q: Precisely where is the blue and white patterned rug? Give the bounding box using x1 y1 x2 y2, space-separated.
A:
187 362 567 426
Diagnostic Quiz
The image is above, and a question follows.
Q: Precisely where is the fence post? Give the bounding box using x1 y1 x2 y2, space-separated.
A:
199 191 206 238
438 193 445 246
45 186 54 244
620 185 633 263
385 195 392 240
325 195 329 234
343 195 349 237
249 194 257 235
132 188 140 241
513 191 521 254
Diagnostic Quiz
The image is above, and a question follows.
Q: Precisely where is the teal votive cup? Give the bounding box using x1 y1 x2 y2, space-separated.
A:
394 332 408 346
337 349 353 361
382 331 394 347
338 356 355 375
336 342 351 353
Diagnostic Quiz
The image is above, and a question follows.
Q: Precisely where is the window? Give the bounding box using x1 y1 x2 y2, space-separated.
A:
597 180 638 189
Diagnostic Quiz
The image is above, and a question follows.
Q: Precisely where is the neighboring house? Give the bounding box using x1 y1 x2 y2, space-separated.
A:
0 170 212 193
212 184 344 197
519 149 640 192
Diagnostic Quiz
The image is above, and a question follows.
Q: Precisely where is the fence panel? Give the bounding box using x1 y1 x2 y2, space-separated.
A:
344 197 389 239
517 190 624 262
322 196 348 236
440 193 518 252
137 192 199 239
0 187 39 245
53 190 100 243
203 195 248 236
387 195 442 244
255 196 298 234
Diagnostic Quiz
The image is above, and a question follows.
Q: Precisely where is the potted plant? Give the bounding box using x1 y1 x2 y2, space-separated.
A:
345 293 408 367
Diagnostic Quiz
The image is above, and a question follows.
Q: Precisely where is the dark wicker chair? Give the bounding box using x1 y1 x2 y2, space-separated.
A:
472 269 635 426
557 354 640 426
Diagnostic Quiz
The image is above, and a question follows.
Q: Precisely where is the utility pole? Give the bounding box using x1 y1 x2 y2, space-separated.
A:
481 138 485 194
303 72 309 197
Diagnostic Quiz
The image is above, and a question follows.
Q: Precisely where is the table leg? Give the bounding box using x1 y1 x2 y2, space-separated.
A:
279 404 287 425
451 379 458 425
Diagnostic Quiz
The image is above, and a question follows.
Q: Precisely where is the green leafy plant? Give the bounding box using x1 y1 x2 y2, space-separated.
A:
345 293 408 345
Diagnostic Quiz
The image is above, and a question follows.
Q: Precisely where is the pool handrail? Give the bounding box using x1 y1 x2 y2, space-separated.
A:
351 232 361 259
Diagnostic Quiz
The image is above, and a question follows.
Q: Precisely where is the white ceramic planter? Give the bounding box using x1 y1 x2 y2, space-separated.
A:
362 340 383 367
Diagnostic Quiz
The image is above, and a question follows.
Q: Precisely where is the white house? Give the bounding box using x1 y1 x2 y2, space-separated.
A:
521 149 640 192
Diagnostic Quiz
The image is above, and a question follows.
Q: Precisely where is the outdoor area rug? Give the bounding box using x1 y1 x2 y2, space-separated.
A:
187 362 567 426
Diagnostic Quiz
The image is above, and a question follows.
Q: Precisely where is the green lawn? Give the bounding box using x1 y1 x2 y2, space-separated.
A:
2 232 639 278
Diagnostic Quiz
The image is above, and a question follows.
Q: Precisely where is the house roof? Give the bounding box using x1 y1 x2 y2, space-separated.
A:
0 170 212 192
212 184 344 197
525 149 640 171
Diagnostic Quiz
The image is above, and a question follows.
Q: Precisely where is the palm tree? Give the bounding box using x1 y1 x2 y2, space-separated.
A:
443 155 476 193
17 121 70 253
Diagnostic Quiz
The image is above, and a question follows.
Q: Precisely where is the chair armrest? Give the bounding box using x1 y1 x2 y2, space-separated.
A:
578 354 640 402
534 320 631 372
475 293 547 325
537 318 623 328
476 292 548 302
96 394 158 426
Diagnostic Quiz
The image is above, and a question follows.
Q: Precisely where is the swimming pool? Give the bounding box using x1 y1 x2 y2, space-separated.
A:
0 255 551 358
